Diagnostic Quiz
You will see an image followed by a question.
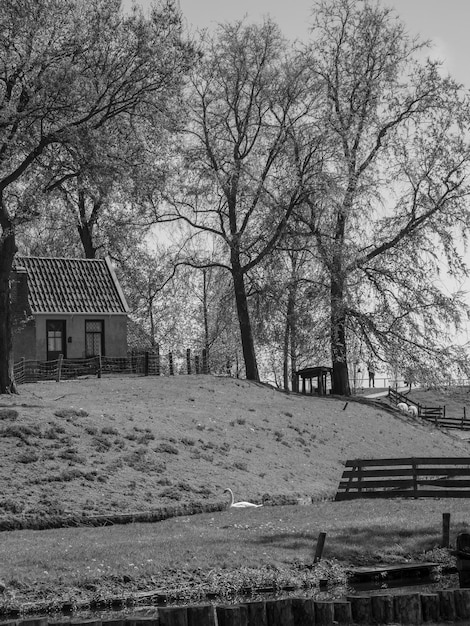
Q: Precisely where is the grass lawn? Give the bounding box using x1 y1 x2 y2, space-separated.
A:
1 498 469 613
0 376 469 614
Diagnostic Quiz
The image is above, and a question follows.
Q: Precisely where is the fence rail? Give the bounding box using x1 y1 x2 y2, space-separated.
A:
13 349 211 386
385 387 470 429
335 457 470 500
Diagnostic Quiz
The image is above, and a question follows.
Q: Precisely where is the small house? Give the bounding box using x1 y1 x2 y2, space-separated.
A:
11 256 129 361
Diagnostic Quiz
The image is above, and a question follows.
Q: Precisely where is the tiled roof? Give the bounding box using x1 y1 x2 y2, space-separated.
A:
15 257 129 314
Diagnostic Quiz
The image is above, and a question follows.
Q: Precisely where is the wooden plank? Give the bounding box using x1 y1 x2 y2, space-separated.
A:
340 467 470 481
344 456 470 467
338 479 415 490
344 457 470 467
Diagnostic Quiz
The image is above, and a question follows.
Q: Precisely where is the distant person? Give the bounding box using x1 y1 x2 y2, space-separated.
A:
368 361 376 388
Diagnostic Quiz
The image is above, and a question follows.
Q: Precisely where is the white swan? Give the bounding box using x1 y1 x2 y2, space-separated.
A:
224 488 262 508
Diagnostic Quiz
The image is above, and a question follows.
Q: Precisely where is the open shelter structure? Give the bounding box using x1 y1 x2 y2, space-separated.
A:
296 366 332 396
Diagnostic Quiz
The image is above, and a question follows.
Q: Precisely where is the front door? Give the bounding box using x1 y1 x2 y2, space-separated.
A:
46 320 66 361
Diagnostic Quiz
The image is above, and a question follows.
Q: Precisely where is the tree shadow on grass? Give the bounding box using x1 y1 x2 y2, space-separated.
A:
248 522 460 562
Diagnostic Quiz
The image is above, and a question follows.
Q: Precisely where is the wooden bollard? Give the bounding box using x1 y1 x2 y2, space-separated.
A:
334 600 352 624
371 594 394 623
394 593 422 624
347 595 372 624
291 598 316 625
245 601 267 625
314 601 335 624
454 588 470 619
187 604 217 625
265 598 294 625
158 606 188 626
216 604 248 626
438 589 456 621
420 593 440 623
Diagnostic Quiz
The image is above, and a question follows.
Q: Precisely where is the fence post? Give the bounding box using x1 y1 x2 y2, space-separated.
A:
195 355 200 375
56 354 63 383
463 407 466 429
202 348 208 374
186 349 191 375
156 344 160 376
442 512 451 548
168 352 174 376
97 355 102 378
314 532 327 563
144 351 149 376
21 357 25 383
412 458 418 499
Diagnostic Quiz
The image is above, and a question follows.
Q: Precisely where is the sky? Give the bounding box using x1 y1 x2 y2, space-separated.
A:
124 0 470 89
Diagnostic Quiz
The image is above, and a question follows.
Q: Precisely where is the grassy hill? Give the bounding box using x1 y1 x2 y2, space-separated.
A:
0 374 468 519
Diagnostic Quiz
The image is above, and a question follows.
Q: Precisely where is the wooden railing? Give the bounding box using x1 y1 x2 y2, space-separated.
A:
335 457 470 500
13 349 211 385
387 387 470 430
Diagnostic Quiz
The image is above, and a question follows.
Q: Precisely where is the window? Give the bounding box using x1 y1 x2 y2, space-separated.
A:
46 320 66 360
85 320 104 357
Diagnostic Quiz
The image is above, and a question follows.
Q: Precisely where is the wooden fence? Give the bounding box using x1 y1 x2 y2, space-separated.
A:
387 387 470 430
13 348 210 386
6 588 470 624
335 457 470 500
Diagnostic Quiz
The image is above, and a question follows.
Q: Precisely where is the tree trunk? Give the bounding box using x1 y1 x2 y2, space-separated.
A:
231 263 259 382
202 269 210 369
284 280 297 391
77 190 98 259
0 217 18 394
330 274 351 396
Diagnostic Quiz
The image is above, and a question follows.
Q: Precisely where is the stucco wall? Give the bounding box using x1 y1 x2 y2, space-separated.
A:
12 319 37 360
18 314 128 360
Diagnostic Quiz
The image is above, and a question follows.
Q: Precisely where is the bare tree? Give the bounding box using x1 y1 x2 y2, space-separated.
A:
301 0 470 394
164 19 322 380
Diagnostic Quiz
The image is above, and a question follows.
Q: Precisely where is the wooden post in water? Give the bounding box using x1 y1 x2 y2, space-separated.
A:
291 598 315 625
187 604 217 626
394 593 422 624
158 606 188 626
442 512 451 548
265 599 294 626
216 604 248 626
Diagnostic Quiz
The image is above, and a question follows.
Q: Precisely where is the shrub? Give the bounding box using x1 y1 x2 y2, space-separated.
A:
0 408 18 420
154 442 179 455
124 448 167 472
91 435 113 452
101 426 119 436
0 424 40 442
17 450 39 464
181 437 195 446
233 461 248 471
54 408 89 419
